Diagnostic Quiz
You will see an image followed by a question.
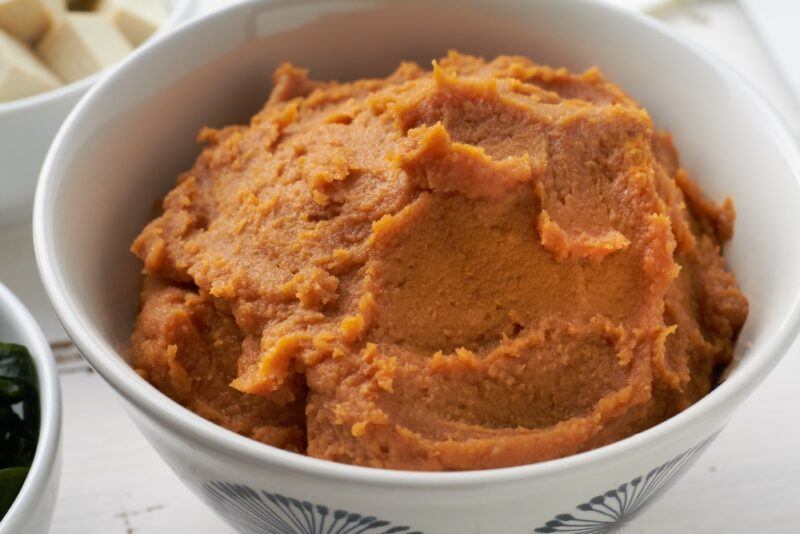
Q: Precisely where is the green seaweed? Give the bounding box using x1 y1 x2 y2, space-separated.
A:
0 343 39 519
0 467 29 517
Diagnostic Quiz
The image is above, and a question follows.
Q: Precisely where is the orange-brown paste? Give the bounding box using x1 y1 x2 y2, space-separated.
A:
130 52 748 470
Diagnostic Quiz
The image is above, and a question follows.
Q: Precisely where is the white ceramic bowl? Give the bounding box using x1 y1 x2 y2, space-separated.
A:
0 283 61 534
33 0 800 532
0 0 195 226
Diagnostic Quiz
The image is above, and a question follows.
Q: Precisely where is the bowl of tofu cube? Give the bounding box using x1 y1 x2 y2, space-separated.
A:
0 0 194 225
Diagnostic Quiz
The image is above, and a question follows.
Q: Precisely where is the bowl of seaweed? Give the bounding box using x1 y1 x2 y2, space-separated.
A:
0 284 60 534
1 342 39 513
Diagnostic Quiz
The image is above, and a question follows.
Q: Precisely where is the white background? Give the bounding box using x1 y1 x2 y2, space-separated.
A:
1 0 799 532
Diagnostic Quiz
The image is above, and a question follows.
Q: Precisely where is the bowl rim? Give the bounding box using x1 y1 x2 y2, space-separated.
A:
0 0 195 115
33 0 800 488
0 283 61 532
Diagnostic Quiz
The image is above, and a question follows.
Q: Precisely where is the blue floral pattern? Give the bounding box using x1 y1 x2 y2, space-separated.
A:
201 481 421 534
200 434 716 534
534 433 718 533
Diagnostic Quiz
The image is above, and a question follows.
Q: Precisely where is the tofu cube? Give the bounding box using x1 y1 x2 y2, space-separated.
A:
0 0 53 43
98 0 165 46
36 12 131 83
0 29 61 102
43 0 65 14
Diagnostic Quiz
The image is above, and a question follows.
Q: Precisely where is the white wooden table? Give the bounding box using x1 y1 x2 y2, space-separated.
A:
1 1 799 532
